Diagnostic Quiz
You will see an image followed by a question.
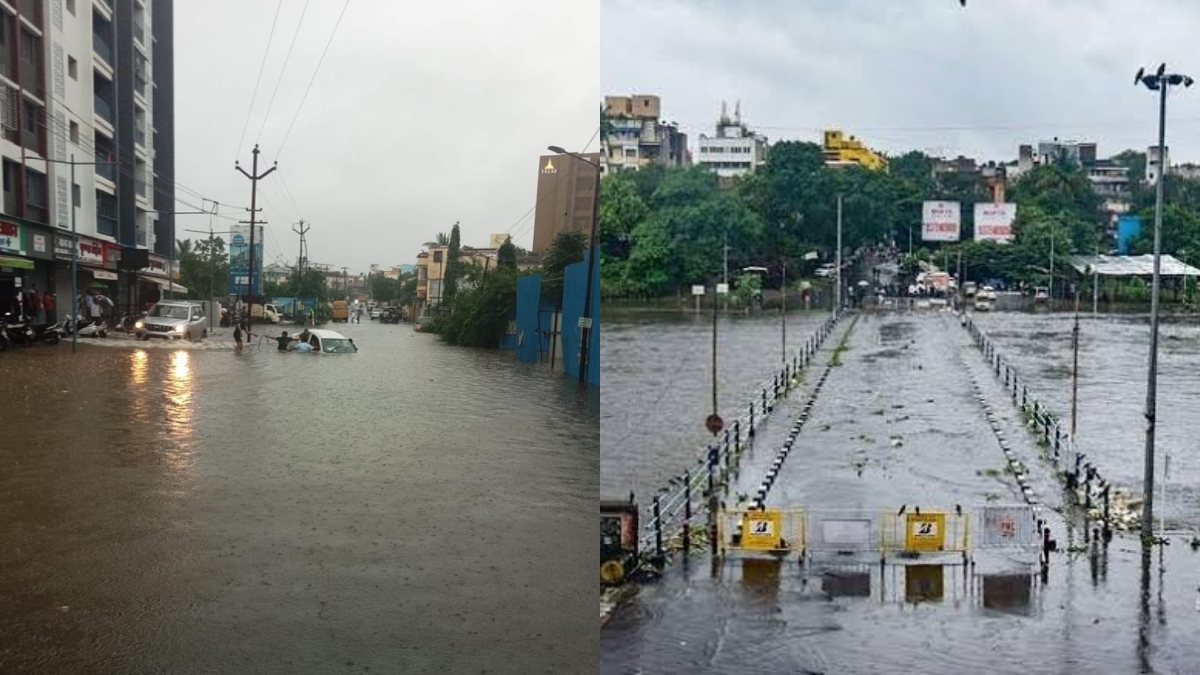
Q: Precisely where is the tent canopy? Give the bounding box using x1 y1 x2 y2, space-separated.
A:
145 276 188 295
1067 254 1200 277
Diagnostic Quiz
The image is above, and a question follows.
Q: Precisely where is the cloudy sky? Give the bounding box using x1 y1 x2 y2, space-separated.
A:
602 0 1200 166
173 0 598 274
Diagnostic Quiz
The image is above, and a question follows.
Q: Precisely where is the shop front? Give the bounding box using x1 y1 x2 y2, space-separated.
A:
53 233 118 317
0 217 53 320
133 253 189 312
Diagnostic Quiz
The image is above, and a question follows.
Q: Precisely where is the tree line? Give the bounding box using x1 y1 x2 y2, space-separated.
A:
599 141 1197 297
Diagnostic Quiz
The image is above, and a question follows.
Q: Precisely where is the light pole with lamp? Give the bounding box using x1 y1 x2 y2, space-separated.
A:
1134 63 1192 546
548 145 599 385
35 154 117 354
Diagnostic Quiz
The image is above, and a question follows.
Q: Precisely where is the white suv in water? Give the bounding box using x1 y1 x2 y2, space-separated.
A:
135 300 208 341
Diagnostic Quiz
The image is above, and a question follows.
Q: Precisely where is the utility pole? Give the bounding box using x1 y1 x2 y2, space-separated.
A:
723 230 729 313
293 220 310 300
835 194 843 317
1071 290 1081 440
235 145 277 324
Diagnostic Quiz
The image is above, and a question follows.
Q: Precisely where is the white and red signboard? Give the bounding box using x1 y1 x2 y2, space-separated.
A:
922 201 961 242
974 203 1017 243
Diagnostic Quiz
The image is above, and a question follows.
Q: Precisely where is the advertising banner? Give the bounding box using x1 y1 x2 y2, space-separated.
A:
974 203 1016 243
922 201 961 242
0 220 22 254
228 225 263 296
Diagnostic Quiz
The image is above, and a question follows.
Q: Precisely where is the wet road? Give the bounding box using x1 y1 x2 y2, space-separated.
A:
600 308 828 505
0 320 598 674
601 308 1200 674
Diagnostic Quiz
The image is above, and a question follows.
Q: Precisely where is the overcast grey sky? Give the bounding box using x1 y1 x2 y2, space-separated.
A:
602 0 1200 167
173 0 598 274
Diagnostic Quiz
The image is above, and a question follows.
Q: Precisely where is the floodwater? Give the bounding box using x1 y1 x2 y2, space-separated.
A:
974 312 1200 528
601 308 1200 674
600 308 828 505
0 321 598 674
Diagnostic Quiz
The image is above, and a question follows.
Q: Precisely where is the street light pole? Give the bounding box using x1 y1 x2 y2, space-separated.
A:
34 154 117 354
1135 63 1192 545
548 145 599 385
835 194 843 317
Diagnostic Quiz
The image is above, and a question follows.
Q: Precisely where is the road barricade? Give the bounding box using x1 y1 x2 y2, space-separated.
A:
718 508 805 558
880 509 971 563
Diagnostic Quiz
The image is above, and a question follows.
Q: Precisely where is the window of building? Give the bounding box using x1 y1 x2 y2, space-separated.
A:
23 99 38 134
19 29 37 64
67 0 76 15
433 251 443 264
24 167 48 223
2 159 18 215
72 183 80 207
96 189 117 236
68 55 77 79
69 120 78 143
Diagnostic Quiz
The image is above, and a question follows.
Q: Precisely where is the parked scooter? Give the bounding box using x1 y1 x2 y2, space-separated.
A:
28 321 63 345
64 314 108 338
2 312 33 346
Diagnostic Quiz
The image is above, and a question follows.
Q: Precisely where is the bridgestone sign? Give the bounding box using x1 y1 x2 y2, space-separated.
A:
922 201 961 242
974 203 1017 243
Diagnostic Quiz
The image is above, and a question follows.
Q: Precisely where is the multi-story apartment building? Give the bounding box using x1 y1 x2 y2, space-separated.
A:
0 0 174 319
602 94 688 173
532 151 600 254
695 100 767 179
822 130 886 171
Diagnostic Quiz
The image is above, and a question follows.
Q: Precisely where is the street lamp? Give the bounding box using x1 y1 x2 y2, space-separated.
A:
1135 62 1191 546
548 145 599 385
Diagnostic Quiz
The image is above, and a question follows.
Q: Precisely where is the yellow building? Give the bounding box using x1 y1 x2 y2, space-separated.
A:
823 130 887 171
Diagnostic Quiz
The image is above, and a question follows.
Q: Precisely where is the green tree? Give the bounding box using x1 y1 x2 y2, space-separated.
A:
432 267 518 348
444 223 462 302
497 237 517 270
540 231 587 302
1111 149 1147 186
397 275 418 307
176 237 230 299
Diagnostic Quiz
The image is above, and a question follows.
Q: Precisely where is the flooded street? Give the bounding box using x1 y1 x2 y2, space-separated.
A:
600 308 827 505
0 321 598 674
601 308 1200 674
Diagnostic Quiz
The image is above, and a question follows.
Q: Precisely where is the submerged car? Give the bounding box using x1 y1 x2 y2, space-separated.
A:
413 316 433 333
303 329 358 353
136 300 208 341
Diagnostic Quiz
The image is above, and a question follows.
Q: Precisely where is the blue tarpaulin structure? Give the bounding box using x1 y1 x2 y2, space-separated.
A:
561 251 600 386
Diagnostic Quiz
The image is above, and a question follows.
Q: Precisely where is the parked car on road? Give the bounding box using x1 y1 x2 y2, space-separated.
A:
136 300 208 341
413 316 433 332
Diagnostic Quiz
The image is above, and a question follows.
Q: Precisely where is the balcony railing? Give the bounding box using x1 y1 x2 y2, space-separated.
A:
97 214 117 237
133 22 145 45
93 33 113 66
136 179 150 199
95 154 115 181
18 0 40 27
94 95 114 125
135 228 147 247
135 127 146 147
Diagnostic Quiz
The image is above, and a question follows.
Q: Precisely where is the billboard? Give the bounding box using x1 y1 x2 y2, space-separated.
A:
922 201 961 242
974 203 1017 243
228 225 264 296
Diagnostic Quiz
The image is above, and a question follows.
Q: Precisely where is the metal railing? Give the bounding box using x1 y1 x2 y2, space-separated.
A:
93 33 113 66
636 315 844 559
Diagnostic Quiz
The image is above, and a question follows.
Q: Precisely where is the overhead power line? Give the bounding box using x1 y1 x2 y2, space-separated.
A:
256 0 312 145
237 0 284 159
275 0 351 160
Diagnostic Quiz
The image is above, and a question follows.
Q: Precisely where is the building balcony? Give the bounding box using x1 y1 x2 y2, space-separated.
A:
18 0 41 28
133 22 145 45
95 153 115 182
93 34 113 66
136 179 150 200
94 95 114 125
135 227 147 247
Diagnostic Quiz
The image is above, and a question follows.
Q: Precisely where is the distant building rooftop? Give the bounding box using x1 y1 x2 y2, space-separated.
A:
1067 254 1200 277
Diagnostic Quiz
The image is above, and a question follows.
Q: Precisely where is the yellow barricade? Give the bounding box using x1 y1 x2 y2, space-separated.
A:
718 508 806 557
881 510 971 560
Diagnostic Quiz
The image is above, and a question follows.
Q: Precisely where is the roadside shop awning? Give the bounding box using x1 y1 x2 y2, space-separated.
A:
1067 254 1200 277
0 255 34 270
145 276 188 294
